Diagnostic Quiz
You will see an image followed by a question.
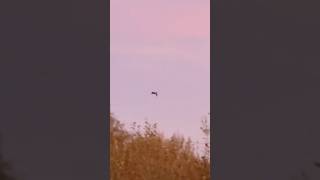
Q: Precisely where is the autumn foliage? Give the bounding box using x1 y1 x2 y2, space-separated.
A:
110 115 210 180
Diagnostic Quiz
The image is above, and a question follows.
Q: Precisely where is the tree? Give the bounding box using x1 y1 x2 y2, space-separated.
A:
110 114 210 180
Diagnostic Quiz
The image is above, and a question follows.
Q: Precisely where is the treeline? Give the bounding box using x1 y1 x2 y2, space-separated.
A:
0 115 210 180
110 115 210 180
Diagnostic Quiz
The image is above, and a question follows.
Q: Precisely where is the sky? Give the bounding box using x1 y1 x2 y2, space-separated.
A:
110 0 210 143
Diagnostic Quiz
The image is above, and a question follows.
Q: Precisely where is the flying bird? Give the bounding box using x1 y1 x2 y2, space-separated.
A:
151 91 158 96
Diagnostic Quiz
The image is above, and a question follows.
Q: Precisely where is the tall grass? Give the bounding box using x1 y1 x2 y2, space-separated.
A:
110 115 210 180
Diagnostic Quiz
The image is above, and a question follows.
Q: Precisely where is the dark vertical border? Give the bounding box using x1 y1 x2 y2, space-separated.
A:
211 0 320 179
106 0 111 178
0 0 109 179
211 0 217 178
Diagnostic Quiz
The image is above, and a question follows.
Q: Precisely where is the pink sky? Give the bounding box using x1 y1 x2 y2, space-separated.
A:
111 0 210 143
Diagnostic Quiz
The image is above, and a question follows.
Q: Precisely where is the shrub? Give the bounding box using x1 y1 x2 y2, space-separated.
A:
110 115 210 180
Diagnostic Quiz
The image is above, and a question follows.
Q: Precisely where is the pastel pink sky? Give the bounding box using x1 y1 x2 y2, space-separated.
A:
111 0 210 143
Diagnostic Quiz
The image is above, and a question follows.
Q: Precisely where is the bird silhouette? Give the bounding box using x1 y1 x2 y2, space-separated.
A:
151 91 158 96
